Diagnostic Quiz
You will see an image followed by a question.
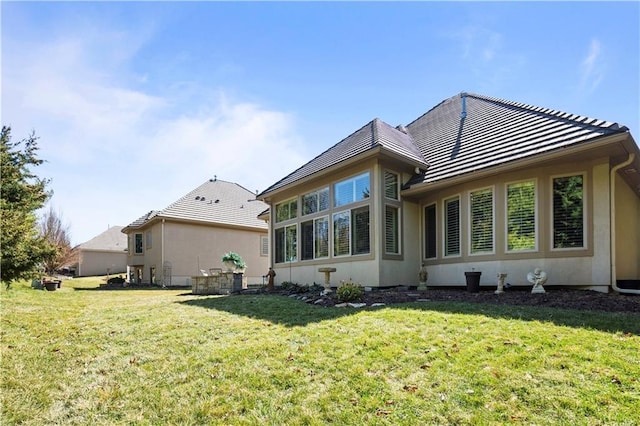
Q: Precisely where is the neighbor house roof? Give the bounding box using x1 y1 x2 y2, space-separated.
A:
123 179 269 232
78 226 127 252
259 92 631 197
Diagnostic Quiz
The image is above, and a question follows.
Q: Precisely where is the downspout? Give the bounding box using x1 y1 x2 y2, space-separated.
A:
610 153 640 294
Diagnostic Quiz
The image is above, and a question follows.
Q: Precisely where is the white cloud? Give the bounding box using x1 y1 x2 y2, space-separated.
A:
3 25 306 245
579 38 605 94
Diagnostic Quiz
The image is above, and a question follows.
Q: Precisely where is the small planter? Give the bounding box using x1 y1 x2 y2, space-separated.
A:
465 271 481 293
43 281 58 291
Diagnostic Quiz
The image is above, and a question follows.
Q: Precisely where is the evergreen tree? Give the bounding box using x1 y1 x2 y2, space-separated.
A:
1 126 55 288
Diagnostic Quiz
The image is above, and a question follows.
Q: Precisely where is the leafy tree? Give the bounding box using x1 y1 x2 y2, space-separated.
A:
40 206 78 275
0 126 55 288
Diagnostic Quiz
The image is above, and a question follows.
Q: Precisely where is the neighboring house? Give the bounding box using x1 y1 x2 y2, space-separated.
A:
258 93 640 293
75 226 128 277
122 178 269 287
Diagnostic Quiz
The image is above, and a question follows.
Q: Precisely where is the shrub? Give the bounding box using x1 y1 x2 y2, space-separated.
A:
336 281 364 302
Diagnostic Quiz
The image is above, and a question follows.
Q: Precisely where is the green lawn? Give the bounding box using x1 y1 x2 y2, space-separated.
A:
2 278 639 425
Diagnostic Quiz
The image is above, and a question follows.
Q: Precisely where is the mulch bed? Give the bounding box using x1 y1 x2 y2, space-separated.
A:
261 286 640 313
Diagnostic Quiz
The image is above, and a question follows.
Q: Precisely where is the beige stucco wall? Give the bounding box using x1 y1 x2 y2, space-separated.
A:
78 250 127 277
126 220 268 286
418 158 613 290
615 173 640 279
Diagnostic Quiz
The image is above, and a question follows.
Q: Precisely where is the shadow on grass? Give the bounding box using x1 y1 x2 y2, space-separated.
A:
178 294 640 335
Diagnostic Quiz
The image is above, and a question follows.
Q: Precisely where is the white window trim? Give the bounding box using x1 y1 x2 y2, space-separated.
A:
505 179 539 254
443 194 462 258
468 186 495 256
550 172 588 252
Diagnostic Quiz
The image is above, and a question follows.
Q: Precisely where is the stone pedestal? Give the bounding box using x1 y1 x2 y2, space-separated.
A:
318 267 336 293
495 273 507 294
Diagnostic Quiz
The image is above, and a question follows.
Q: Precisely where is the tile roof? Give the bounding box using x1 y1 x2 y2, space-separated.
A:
124 179 268 231
259 118 428 195
405 93 629 186
78 226 127 251
260 92 629 196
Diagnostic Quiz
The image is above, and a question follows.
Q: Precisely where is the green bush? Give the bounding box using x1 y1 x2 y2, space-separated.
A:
336 281 364 302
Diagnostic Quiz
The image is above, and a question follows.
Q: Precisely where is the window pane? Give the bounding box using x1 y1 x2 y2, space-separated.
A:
315 217 329 258
553 175 584 248
334 181 352 207
333 211 350 256
318 188 329 211
355 173 370 202
285 225 297 262
275 199 297 222
135 234 143 254
275 228 284 263
302 193 317 216
385 205 399 254
424 204 437 258
507 181 536 251
352 206 370 255
301 221 314 260
385 171 398 200
470 188 493 254
334 173 370 207
445 198 460 256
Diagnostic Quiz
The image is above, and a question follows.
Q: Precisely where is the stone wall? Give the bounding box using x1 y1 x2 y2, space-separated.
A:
191 272 247 295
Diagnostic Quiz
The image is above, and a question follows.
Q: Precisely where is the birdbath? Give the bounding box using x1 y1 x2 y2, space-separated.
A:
318 267 337 293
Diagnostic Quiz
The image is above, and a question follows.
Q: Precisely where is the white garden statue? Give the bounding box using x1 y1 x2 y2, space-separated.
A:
527 268 548 294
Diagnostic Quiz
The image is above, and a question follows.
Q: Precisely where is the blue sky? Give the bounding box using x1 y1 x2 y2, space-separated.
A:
3 1 639 246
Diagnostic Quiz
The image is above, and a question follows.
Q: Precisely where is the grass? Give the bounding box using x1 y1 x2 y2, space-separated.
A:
2 277 639 425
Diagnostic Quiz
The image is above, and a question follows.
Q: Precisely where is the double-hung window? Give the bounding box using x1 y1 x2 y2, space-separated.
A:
552 174 585 249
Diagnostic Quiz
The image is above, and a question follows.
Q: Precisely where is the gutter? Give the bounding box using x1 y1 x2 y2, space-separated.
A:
610 153 640 294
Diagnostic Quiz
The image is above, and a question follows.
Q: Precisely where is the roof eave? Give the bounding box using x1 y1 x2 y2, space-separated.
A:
401 131 631 197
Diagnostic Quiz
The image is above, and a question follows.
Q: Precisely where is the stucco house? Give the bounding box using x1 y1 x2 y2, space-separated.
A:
122 178 269 287
257 93 640 293
74 225 128 277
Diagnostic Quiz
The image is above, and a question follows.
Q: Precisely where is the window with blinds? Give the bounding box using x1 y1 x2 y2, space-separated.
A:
352 206 370 255
507 181 536 251
470 188 494 254
385 205 399 254
553 175 584 249
333 207 370 256
384 171 399 200
444 197 460 256
334 173 370 207
424 204 436 259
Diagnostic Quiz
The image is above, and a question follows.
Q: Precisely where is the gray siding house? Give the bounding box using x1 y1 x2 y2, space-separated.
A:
258 93 640 293
75 226 128 277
